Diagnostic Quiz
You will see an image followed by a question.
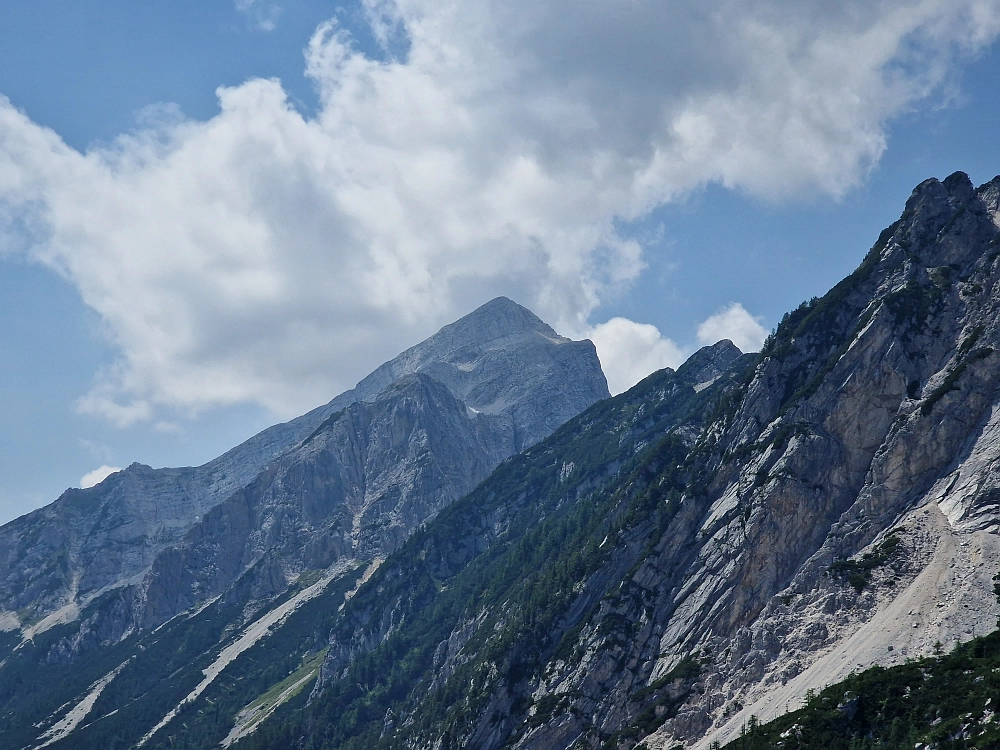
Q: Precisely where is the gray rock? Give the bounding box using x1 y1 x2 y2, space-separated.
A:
0 296 608 636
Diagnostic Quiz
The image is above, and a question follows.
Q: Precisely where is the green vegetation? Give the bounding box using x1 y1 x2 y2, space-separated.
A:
300 409 346 446
141 565 364 750
0 564 364 750
228 647 329 740
920 348 995 416
7 200 990 750
884 280 943 337
928 265 953 289
760 220 901 412
721 629 1000 750
631 658 702 700
723 568 1000 750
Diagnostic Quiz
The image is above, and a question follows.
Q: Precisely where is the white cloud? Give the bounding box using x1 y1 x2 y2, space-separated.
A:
589 318 685 395
79 465 122 489
1 0 998 424
697 303 769 353
235 0 282 32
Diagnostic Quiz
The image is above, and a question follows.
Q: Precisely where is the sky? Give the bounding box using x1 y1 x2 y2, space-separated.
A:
1 0 1000 523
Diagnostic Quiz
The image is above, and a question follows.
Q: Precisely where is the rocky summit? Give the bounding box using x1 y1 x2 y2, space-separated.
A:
3 172 1000 750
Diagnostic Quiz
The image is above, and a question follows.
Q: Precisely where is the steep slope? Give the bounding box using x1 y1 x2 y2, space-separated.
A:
138 372 525 627
5 171 1000 750
666 172 1000 749
524 171 1000 750
0 296 603 634
236 340 750 750
0 297 609 750
230 171 1000 750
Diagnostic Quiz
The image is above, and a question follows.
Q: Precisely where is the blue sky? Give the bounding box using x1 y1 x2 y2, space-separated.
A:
0 0 999 523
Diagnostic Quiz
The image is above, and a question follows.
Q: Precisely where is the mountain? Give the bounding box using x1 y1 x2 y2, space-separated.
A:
223 171 1000 750
0 296 608 749
0 296 605 633
4 170 1000 750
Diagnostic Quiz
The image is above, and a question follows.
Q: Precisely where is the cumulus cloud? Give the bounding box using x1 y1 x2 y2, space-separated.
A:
0 0 998 424
79 465 122 489
589 318 686 395
697 303 769 353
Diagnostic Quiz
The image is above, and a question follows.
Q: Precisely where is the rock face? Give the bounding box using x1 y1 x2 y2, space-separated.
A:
672 172 1000 748
140 371 539 627
502 171 1000 750
524 171 1000 749
0 296 608 636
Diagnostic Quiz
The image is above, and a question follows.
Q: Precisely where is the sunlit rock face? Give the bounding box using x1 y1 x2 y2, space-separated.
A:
511 172 1000 750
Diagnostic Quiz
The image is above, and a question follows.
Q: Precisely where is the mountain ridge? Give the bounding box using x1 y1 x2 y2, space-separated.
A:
0 296 607 638
231 171 1000 750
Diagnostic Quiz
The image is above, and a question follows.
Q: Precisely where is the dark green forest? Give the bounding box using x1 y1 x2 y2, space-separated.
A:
715 627 1000 750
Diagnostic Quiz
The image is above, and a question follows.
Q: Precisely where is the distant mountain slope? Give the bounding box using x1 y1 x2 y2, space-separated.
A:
0 298 608 652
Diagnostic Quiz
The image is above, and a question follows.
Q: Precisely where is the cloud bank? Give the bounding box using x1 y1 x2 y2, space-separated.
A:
589 318 686 395
1 0 997 424
235 0 282 32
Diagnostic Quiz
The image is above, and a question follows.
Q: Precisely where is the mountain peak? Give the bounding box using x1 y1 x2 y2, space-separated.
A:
673 339 744 388
350 296 573 402
433 295 559 345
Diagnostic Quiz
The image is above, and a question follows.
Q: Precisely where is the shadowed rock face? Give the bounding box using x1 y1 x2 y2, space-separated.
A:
0 296 608 633
139 372 546 626
480 172 1000 750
